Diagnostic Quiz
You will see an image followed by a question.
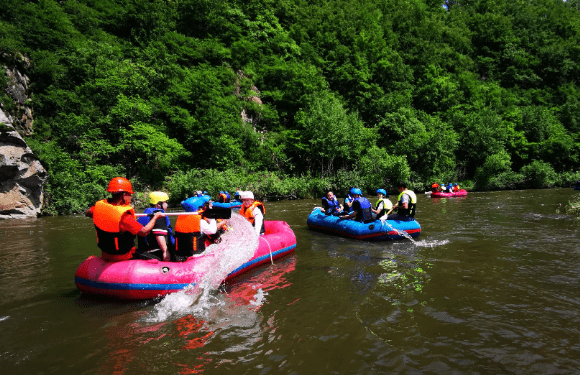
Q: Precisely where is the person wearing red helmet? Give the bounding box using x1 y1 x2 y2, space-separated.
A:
85 177 164 262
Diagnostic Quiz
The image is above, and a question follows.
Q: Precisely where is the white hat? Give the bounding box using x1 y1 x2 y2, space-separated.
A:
240 191 254 200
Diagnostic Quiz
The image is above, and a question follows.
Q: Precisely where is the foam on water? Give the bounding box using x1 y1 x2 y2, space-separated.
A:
414 239 451 248
146 213 259 322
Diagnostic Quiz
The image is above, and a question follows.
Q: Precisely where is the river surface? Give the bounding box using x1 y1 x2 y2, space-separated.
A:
1 189 580 374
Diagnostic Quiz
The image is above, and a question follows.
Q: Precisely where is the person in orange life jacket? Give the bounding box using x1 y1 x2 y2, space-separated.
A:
173 201 227 262
321 191 343 215
386 181 417 221
431 183 439 193
239 191 265 235
339 188 373 223
85 177 165 262
135 191 174 261
453 183 460 192
218 191 231 203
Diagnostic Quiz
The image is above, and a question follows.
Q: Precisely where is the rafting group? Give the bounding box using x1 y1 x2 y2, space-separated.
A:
75 177 431 299
429 182 468 198
76 177 297 299
431 182 461 193
84 177 267 264
306 181 422 241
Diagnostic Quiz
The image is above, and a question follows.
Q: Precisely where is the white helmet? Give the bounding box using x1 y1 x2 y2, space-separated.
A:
240 191 254 200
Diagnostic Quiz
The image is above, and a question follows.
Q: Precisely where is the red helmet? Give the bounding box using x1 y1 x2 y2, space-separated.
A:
107 177 134 194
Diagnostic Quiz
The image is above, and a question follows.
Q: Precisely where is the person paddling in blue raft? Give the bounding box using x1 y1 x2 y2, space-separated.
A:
385 181 417 221
343 188 356 213
372 189 392 220
320 191 343 215
136 191 175 261
338 188 374 223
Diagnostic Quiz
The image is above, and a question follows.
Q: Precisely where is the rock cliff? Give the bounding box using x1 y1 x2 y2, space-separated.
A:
1 57 48 219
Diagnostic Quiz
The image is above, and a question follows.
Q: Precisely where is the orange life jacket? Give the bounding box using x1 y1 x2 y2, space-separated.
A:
239 201 265 233
174 214 206 259
93 199 136 261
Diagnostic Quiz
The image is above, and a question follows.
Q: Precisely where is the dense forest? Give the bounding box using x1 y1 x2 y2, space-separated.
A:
2 0 580 214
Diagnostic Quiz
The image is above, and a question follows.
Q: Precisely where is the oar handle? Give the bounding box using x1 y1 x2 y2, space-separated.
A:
135 211 200 217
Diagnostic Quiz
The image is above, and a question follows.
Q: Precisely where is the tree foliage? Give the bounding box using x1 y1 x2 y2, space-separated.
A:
2 0 580 213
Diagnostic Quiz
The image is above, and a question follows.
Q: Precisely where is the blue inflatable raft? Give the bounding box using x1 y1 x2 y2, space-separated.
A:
181 195 211 212
307 208 421 240
212 200 242 209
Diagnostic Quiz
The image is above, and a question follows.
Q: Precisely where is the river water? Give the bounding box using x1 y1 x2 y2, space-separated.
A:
1 189 579 374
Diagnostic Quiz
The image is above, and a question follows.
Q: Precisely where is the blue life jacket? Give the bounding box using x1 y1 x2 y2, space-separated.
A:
353 197 373 222
321 196 340 215
344 195 354 213
137 207 175 247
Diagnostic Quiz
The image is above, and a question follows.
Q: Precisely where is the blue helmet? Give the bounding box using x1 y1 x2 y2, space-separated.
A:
352 188 362 195
454 183 458 186
376 188 387 196
349 187 357 195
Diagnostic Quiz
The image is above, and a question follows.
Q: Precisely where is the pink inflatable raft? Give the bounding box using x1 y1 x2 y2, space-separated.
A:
75 220 296 300
430 189 468 198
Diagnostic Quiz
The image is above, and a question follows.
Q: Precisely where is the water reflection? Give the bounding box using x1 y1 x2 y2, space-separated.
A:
88 255 297 374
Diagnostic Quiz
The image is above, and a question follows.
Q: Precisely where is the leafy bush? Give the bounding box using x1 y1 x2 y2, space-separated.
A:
520 160 558 189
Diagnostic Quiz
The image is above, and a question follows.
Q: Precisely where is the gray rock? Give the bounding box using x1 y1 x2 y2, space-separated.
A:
1 63 48 219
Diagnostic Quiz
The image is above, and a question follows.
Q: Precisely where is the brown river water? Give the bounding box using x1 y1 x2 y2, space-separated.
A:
1 189 579 374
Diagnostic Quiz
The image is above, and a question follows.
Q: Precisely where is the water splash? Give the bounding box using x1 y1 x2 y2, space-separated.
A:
414 239 451 248
380 219 416 243
147 213 259 322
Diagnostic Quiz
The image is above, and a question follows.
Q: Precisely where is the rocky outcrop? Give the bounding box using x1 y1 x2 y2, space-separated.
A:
1 59 47 219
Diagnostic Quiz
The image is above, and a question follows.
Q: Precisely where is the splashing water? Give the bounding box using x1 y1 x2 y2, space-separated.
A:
414 239 451 248
380 220 416 244
147 213 259 322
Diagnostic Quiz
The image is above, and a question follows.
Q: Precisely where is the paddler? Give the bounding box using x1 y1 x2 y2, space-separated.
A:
386 181 417 221
173 200 227 261
372 188 392 220
135 191 174 261
339 188 373 223
85 177 165 262
239 191 265 235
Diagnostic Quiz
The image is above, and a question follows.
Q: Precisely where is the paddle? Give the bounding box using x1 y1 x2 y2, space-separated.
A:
135 211 200 217
136 207 232 220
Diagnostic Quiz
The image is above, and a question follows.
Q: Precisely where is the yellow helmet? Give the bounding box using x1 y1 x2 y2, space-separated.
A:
149 191 169 205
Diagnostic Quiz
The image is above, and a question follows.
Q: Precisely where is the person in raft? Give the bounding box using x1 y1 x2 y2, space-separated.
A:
135 191 174 261
321 191 343 215
239 191 265 235
85 177 165 262
453 183 460 192
343 188 356 213
217 191 231 203
372 188 392 220
385 181 417 221
339 188 374 223
431 182 439 193
173 200 227 262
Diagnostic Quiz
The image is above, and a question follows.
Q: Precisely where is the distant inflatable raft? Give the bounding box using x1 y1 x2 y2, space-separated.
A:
307 208 421 240
430 189 468 198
